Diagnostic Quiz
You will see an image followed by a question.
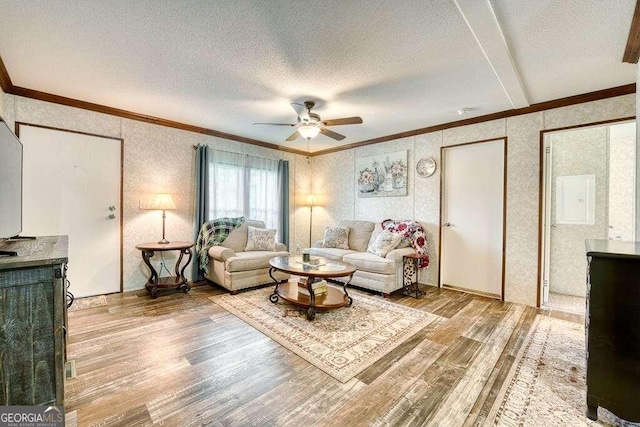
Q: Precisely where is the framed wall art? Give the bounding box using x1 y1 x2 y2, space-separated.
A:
356 150 408 198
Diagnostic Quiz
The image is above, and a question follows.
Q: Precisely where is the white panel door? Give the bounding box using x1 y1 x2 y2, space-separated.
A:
20 125 121 298
440 139 505 297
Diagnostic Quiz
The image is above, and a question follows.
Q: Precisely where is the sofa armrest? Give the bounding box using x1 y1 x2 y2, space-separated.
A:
385 247 416 262
312 240 324 248
275 242 287 252
208 245 236 261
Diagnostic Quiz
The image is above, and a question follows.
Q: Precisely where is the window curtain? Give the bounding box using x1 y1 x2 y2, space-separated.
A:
192 145 210 282
205 150 289 243
210 150 245 219
277 160 290 249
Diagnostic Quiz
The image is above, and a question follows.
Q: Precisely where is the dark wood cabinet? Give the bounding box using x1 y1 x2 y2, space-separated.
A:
585 239 640 423
0 236 68 406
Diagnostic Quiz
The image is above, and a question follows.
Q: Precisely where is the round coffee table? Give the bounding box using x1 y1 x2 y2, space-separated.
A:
268 256 357 320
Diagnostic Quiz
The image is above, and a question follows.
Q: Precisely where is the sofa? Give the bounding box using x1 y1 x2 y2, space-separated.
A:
310 220 419 296
204 219 290 293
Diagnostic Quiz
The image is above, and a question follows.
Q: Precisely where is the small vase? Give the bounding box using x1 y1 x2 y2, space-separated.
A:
393 174 404 189
384 173 393 191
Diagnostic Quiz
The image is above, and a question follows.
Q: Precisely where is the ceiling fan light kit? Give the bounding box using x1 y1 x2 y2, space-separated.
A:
299 125 320 140
254 100 363 142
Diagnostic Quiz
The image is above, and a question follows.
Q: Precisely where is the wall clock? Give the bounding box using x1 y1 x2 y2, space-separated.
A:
416 157 436 177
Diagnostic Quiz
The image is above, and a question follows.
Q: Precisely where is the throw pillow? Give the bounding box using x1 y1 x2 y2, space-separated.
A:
322 226 350 249
367 230 403 257
245 226 276 251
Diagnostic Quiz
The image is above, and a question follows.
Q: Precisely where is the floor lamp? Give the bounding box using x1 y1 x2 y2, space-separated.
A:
307 194 315 246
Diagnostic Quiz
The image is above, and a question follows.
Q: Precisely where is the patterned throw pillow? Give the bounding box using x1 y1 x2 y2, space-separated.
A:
245 226 276 251
367 230 403 257
322 227 350 249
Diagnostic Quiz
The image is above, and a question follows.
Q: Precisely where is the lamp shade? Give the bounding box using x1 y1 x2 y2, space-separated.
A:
299 125 320 140
149 193 177 210
306 194 316 206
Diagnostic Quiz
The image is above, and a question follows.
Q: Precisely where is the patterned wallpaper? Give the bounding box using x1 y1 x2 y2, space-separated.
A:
548 127 608 297
312 94 635 307
1 94 309 292
1 90 636 307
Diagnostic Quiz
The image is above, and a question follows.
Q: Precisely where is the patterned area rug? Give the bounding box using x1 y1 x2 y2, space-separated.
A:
210 286 441 383
486 315 640 426
68 295 108 311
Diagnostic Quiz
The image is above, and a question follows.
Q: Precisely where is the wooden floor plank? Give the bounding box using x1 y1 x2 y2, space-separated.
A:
64 282 547 426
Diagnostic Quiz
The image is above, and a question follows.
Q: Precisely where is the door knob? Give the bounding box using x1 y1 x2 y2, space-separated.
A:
109 206 116 211
108 214 116 220
444 222 451 227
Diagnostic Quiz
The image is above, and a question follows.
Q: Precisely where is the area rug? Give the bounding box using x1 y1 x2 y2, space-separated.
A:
486 315 639 426
68 295 108 311
210 286 441 383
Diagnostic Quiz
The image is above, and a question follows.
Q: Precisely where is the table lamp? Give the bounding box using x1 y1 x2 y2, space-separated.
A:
149 193 177 244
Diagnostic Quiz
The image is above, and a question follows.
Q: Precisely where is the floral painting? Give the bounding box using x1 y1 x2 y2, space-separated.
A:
356 150 408 197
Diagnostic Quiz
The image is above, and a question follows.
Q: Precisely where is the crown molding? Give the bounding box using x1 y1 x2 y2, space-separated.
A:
0 55 13 92
310 83 636 157
0 55 635 157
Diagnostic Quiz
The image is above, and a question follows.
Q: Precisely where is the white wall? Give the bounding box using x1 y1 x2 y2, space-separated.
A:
608 124 636 241
1 94 309 291
311 94 635 306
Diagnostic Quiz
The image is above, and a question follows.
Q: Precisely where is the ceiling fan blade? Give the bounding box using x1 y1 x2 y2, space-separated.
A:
285 131 301 142
253 122 296 126
291 103 310 121
320 128 346 141
322 116 363 126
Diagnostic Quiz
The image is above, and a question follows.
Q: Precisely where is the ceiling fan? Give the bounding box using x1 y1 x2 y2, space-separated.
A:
253 101 363 142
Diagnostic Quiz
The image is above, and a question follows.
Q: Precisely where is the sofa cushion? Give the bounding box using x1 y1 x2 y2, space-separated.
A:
222 219 265 252
322 226 350 249
367 230 402 257
245 226 276 251
343 252 396 275
225 250 288 272
339 220 375 252
309 247 357 261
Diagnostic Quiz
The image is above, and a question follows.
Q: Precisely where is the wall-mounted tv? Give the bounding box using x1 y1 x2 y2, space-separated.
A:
0 118 22 240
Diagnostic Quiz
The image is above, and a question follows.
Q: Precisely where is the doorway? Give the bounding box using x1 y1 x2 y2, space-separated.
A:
440 138 506 299
540 121 636 313
17 123 123 298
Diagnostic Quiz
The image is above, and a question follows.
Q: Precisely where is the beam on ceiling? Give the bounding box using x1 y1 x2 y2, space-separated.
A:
623 0 640 63
453 0 529 109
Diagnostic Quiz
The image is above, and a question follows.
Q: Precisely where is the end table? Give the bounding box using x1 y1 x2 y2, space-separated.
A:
135 241 194 299
402 253 428 298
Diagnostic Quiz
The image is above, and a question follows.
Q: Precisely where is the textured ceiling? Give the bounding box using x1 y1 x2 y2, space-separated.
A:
0 0 636 152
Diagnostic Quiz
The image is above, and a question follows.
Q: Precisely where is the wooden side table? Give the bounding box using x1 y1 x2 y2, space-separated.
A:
402 253 428 298
135 241 194 299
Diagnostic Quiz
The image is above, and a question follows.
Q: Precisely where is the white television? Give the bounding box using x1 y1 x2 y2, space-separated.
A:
0 118 22 240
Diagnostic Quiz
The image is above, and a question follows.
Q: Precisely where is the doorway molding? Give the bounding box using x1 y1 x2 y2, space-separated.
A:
15 121 125 292
438 136 508 301
536 116 636 307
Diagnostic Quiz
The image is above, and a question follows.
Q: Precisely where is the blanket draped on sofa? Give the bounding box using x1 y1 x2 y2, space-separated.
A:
381 219 429 268
196 217 245 272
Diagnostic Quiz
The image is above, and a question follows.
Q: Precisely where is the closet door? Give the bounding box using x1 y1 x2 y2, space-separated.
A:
440 139 505 298
20 124 122 298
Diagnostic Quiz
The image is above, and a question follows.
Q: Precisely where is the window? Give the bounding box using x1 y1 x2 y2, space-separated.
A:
208 150 281 237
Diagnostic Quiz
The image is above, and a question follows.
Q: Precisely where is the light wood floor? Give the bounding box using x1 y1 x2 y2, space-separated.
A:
65 282 574 426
